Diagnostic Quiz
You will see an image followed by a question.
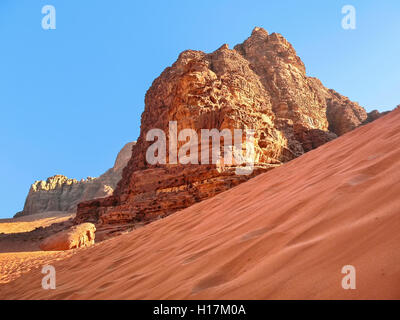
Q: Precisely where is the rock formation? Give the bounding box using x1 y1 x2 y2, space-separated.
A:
75 27 386 231
364 109 391 124
39 223 96 251
15 142 136 218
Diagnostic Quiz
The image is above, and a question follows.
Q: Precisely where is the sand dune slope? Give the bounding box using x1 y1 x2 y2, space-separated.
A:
1 109 400 299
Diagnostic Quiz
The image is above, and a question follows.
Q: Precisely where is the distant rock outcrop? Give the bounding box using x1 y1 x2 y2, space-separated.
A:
73 27 387 230
364 109 391 124
15 142 136 218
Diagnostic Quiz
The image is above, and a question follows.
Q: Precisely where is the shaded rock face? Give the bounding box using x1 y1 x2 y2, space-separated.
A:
39 223 96 251
75 27 383 228
364 109 391 124
324 89 368 136
15 142 136 218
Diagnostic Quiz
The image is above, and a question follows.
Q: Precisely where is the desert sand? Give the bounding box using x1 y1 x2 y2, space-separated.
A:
0 212 75 284
1 108 399 299
0 211 74 235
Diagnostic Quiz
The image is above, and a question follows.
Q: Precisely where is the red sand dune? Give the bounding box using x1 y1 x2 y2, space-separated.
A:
1 108 400 299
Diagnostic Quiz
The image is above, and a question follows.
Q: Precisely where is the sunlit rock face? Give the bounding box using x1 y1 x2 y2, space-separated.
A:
39 223 96 251
75 27 383 233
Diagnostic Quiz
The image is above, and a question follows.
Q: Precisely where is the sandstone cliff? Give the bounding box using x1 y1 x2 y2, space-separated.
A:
75 27 387 230
15 142 136 218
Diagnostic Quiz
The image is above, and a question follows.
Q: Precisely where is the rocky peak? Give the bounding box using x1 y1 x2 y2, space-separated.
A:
217 43 229 51
251 26 269 37
235 27 306 75
75 28 388 231
31 175 76 192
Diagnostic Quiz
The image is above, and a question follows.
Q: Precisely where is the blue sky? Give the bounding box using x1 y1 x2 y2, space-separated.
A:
0 0 399 218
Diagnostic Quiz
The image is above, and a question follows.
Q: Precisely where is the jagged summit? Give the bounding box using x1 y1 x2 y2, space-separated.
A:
30 175 96 193
217 43 229 51
251 26 269 37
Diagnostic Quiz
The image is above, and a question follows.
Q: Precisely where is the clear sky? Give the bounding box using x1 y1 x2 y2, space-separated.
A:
0 0 399 218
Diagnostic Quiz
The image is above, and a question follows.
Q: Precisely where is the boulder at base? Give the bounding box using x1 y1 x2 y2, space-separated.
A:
39 223 96 251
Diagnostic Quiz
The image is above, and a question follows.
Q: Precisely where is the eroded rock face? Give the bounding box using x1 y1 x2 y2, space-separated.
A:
364 109 391 124
75 27 384 229
39 223 96 251
15 142 136 218
76 164 278 225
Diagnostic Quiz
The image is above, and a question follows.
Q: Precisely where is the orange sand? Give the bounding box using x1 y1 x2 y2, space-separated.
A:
0 212 75 284
0 251 75 284
1 109 400 299
0 212 74 234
